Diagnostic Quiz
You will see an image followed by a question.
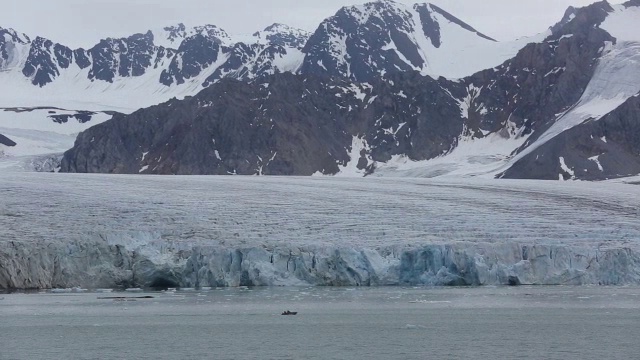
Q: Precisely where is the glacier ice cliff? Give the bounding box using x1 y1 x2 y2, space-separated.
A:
1 173 640 289
2 238 640 289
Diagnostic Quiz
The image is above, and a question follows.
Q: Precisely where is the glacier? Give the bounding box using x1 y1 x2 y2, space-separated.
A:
1 173 639 289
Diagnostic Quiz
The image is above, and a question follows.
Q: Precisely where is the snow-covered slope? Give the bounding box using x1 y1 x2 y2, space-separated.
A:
493 1 640 180
372 125 530 178
0 108 113 171
510 41 640 164
1 173 639 289
152 23 233 48
600 1 640 42
250 23 311 49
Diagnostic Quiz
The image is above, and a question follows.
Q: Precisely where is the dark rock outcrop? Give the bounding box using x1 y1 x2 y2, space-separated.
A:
60 72 467 175
21 37 74 86
87 31 159 82
0 134 16 147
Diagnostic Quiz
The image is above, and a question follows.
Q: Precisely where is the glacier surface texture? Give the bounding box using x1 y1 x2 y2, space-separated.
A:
1 173 640 289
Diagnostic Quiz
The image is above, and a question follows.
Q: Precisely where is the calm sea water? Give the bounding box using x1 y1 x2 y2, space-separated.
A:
1 286 639 360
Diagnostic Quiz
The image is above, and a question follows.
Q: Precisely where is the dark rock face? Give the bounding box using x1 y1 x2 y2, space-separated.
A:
73 49 91 69
160 34 221 86
501 94 640 180
163 23 189 45
88 31 158 82
22 37 74 86
300 1 423 82
60 72 468 175
0 134 17 147
624 0 640 8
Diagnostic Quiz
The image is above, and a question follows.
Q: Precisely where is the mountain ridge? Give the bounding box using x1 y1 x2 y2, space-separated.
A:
3 0 640 181
58 0 640 180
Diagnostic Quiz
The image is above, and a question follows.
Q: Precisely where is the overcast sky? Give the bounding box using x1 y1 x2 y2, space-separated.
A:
1 0 601 48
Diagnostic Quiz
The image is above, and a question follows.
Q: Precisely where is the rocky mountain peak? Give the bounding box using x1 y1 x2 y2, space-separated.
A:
300 1 506 81
0 26 30 44
162 23 189 45
548 3 613 39
252 23 311 49
154 23 232 49
1 27 31 70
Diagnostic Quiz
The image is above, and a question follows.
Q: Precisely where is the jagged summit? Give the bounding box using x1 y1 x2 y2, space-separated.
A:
252 23 311 49
549 0 614 37
300 1 522 81
0 26 30 43
154 23 233 48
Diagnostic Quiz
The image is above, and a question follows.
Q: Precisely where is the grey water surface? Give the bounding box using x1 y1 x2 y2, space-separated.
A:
1 286 639 360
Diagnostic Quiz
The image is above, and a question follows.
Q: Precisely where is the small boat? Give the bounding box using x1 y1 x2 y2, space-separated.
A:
281 310 298 316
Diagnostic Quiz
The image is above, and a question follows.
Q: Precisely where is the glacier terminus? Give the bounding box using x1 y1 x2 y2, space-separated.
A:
1 173 639 290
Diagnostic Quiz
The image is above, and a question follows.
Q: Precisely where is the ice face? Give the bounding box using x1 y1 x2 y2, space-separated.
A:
1 173 639 289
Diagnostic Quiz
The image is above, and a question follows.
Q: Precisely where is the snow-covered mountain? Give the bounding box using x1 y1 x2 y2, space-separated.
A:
0 1 535 112
57 0 640 181
0 1 541 173
300 1 541 81
3 0 640 181
0 22 310 111
498 0 640 179
0 21 313 167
